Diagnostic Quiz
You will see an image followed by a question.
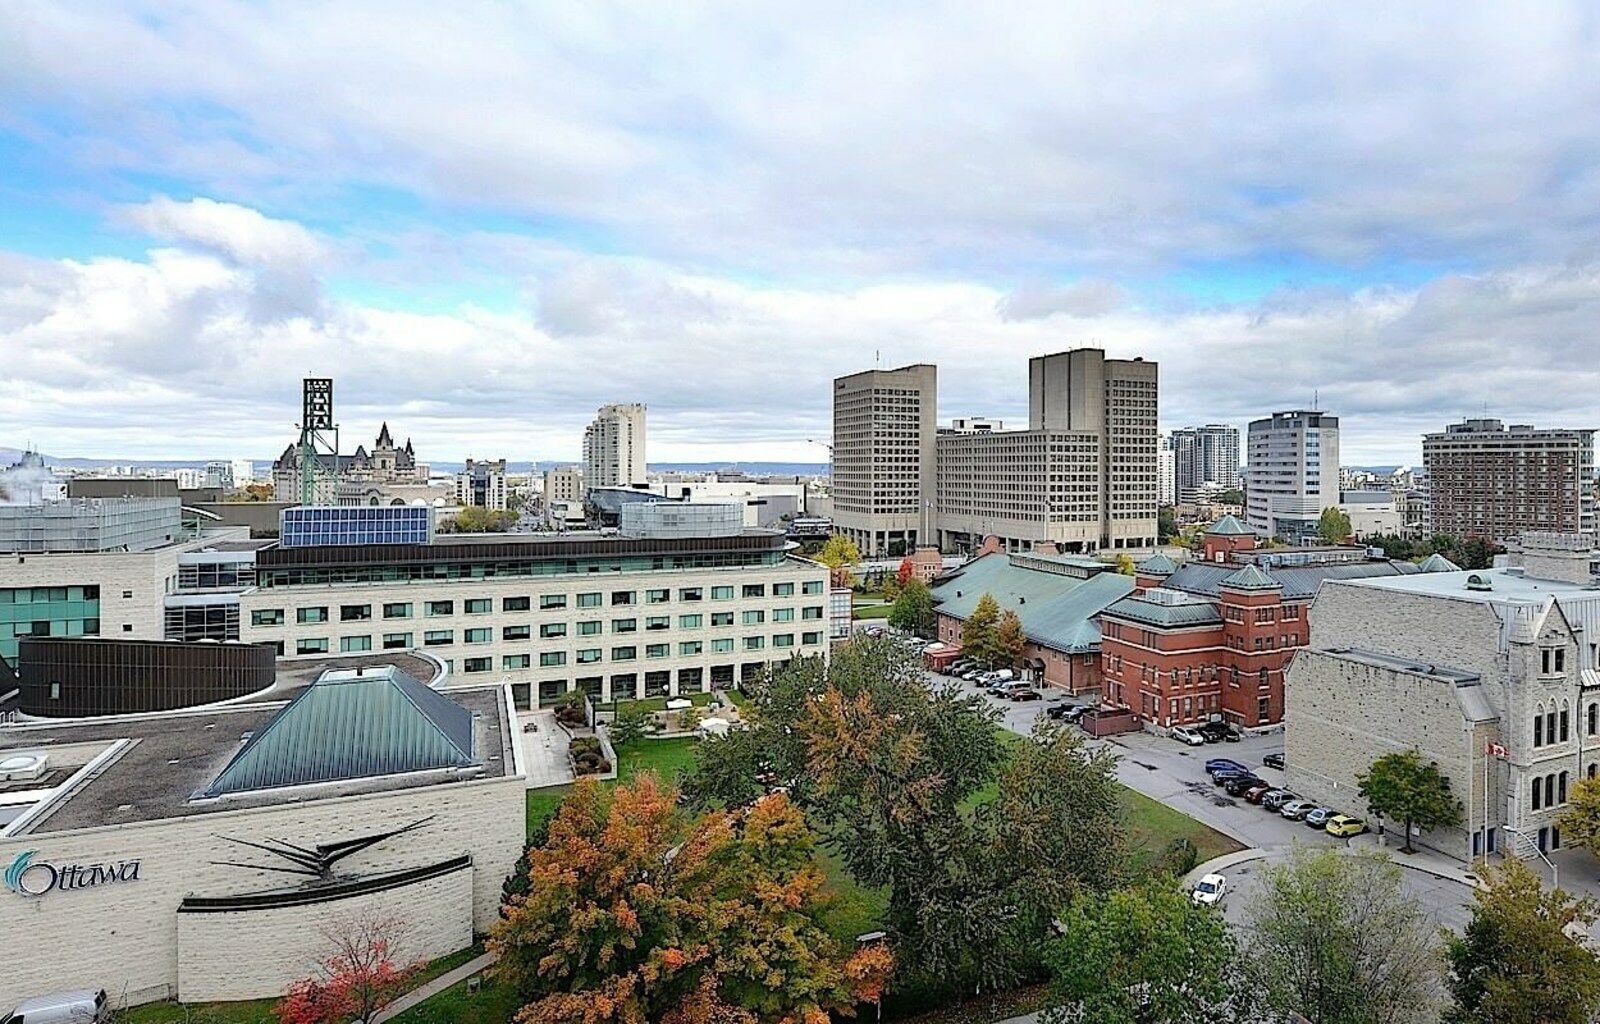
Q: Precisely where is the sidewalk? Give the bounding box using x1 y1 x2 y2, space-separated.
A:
372 951 496 1024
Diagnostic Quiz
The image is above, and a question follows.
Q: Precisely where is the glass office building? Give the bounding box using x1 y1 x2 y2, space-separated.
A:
280 505 434 548
0 585 101 668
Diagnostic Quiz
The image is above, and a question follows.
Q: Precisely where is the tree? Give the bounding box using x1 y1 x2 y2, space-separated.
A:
241 481 276 502
1042 877 1249 1024
961 592 1003 667
887 577 936 639
994 609 1026 669
610 702 651 747
1357 749 1463 854
1157 506 1177 542
1115 553 1136 575
277 913 420 1024
816 535 862 588
1243 847 1443 1024
1317 506 1353 544
1217 488 1245 506
1557 775 1600 862
896 556 915 588
442 505 517 533
1446 858 1600 1024
492 776 857 1023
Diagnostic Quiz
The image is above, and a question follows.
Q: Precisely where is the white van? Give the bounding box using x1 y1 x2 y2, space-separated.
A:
3 990 109 1024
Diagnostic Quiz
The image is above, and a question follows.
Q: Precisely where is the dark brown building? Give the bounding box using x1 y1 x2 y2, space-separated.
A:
1423 419 1595 544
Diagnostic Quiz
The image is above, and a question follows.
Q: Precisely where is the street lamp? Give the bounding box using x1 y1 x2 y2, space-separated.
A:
1502 826 1558 892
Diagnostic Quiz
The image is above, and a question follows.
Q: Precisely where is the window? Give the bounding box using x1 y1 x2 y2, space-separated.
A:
1558 649 1567 672
744 636 765 651
465 627 492 644
577 648 602 664
540 652 567 667
774 582 795 597
646 643 670 659
384 602 412 619
646 615 670 631
612 618 638 633
802 580 824 595
680 614 703 629
297 607 328 624
1562 707 1571 742
340 635 372 653
424 629 454 646
679 587 703 602
503 596 531 612
541 594 569 610
464 657 492 673
743 584 765 599
383 632 412 649
251 609 284 627
611 673 638 700
1590 703 1597 737
540 623 568 639
647 589 670 604
773 608 795 622
680 641 703 656
503 654 531 670
611 591 636 606
578 620 602 636
711 638 734 653
465 598 492 615
711 586 734 600
742 610 765 625
503 625 532 641
340 604 372 622
803 631 823 645
426 600 454 616
1546 774 1556 807
1560 771 1570 804
773 633 795 648
612 646 637 661
802 606 824 620
1535 713 1545 748
297 637 329 655
1257 695 1270 723
577 592 602 609
576 676 603 699
712 611 734 627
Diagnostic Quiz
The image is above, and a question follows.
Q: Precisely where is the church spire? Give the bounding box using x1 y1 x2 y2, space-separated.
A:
376 421 394 449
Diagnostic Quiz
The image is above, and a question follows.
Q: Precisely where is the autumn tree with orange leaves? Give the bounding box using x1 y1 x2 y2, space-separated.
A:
492 774 872 1024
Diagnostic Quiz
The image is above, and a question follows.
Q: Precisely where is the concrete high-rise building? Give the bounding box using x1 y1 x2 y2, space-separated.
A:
1171 424 1240 502
1157 434 1176 507
455 458 508 510
830 363 938 556
582 403 648 492
1422 418 1596 543
1244 410 1340 544
543 465 585 503
935 349 1158 553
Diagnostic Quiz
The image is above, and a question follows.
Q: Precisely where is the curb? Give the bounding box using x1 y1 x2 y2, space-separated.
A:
1181 848 1268 888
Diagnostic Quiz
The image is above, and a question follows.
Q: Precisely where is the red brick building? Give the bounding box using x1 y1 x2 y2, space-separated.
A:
1097 515 1429 732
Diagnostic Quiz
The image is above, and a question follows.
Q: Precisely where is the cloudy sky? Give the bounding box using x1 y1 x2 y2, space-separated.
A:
3 3 1600 465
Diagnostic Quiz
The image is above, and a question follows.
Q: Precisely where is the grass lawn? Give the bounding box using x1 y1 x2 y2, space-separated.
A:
1119 785 1244 869
853 603 892 620
723 688 750 707
525 736 701 836
593 691 718 714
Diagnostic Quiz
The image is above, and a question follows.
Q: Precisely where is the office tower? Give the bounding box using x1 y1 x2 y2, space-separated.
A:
1244 410 1340 543
582 403 648 491
543 465 585 503
1423 418 1596 543
455 458 509 510
1157 434 1175 507
934 349 1158 553
1171 424 1240 502
830 363 938 556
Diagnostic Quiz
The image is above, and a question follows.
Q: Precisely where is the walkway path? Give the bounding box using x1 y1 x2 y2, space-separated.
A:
372 951 497 1023
516 709 575 789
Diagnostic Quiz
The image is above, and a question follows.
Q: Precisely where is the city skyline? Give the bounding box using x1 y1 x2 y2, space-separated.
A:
5 6 1600 464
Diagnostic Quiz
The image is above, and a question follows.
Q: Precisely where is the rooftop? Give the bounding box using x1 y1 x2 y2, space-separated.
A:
1339 567 1599 605
930 552 1133 653
1164 558 1419 602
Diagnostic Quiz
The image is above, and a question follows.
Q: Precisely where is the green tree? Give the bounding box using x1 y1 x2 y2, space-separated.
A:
1243 847 1443 1024
1115 552 1136 575
1317 506 1353 544
1042 877 1249 1024
1446 858 1600 1024
442 505 517 533
887 577 936 638
1157 506 1177 542
1357 749 1463 854
609 702 651 747
816 534 862 588
994 609 1026 669
962 592 1003 667
1557 775 1600 861
1218 488 1245 506
1459 536 1503 570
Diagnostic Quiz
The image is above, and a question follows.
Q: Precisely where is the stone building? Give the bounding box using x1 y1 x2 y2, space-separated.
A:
1286 532 1600 863
271 422 429 503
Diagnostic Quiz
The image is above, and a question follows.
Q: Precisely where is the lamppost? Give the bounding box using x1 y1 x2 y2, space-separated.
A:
1502 825 1558 892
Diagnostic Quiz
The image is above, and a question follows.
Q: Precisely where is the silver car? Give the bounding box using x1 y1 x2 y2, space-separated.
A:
1279 798 1317 820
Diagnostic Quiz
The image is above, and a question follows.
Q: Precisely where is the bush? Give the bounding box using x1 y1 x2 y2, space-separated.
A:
553 689 589 727
569 735 612 776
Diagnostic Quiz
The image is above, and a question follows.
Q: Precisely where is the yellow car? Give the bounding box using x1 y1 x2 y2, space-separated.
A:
1325 814 1367 838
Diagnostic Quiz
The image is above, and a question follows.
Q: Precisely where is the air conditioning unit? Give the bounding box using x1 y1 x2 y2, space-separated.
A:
0 752 50 783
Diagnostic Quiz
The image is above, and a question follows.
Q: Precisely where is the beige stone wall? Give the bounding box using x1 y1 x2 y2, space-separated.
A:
0 774 524 1010
176 862 474 1003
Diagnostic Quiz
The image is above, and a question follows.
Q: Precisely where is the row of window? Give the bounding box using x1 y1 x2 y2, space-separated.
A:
1529 770 1570 812
255 606 826 630
286 631 826 659
251 590 826 627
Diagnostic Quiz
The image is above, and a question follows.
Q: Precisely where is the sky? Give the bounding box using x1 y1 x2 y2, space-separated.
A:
3 3 1600 466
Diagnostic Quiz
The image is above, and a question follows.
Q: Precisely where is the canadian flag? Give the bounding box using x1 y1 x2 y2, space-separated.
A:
1485 742 1509 759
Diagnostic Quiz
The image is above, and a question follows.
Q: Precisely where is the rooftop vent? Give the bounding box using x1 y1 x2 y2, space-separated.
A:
1465 573 1493 592
0 751 49 782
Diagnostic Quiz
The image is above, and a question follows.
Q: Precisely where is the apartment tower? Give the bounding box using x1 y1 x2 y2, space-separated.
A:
1244 410 1340 544
583 403 648 492
1422 418 1595 543
829 364 938 556
1170 423 1240 502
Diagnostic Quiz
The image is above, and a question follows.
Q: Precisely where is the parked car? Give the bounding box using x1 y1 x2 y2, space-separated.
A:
960 669 986 681
1170 726 1207 747
1262 752 1286 771
1047 703 1089 721
1191 873 1227 907
1261 789 1296 812
1224 774 1266 797
1008 688 1042 701
1303 807 1336 829
1243 783 1273 804
1325 814 1368 838
988 669 1016 684
1197 721 1234 743
1205 758 1248 775
993 681 1032 698
2 990 108 1024
1211 769 1253 787
1279 798 1317 820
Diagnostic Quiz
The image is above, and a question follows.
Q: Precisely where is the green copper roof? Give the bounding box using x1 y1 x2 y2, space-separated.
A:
1220 563 1281 590
1205 514 1254 536
1416 553 1461 573
205 665 476 797
929 552 1133 653
1103 596 1223 628
1136 553 1179 575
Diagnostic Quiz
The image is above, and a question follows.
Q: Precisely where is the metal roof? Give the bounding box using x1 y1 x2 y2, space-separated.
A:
204 665 476 797
1204 514 1254 536
1136 552 1179 575
1102 597 1223 628
929 552 1134 653
1416 553 1461 572
1164 559 1419 601
1220 563 1281 590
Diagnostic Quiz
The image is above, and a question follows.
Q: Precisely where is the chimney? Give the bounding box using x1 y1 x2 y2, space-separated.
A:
1515 532 1593 587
